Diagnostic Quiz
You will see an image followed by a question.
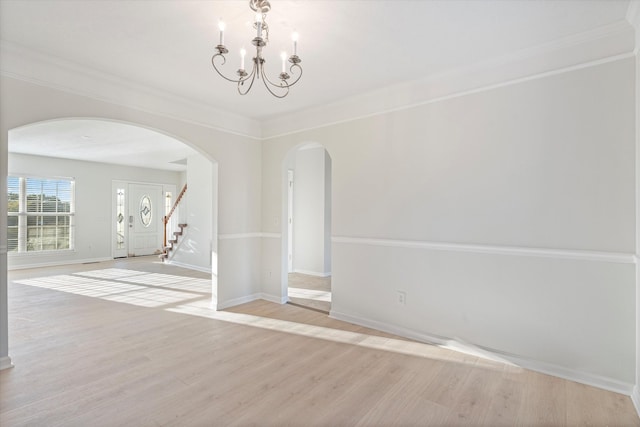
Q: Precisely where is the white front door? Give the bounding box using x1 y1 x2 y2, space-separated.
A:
128 183 163 256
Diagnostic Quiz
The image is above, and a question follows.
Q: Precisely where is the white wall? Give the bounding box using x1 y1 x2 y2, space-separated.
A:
636 43 640 413
0 21 636 408
261 57 636 392
170 152 214 272
292 146 331 276
8 153 181 269
0 121 7 369
0 75 263 348
177 171 188 224
324 150 332 275
631 1 640 414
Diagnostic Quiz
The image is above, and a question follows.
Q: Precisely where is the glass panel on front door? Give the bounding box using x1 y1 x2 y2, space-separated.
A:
116 188 125 249
139 195 152 227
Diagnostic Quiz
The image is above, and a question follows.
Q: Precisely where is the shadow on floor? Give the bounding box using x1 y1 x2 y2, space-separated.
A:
287 272 331 313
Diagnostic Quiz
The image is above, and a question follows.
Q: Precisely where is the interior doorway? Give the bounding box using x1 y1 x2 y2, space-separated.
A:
5 117 220 377
284 144 332 313
8 118 218 305
112 181 174 258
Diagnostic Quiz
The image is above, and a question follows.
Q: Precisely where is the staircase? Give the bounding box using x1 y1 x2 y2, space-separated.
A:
160 183 188 262
160 223 187 261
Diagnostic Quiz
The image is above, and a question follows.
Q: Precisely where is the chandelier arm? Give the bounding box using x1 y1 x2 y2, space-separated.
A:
238 65 258 95
260 65 286 88
211 1 299 97
259 63 289 98
284 63 303 87
211 53 246 84
249 0 271 13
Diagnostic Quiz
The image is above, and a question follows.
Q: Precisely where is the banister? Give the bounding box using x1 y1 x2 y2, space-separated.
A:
163 184 187 251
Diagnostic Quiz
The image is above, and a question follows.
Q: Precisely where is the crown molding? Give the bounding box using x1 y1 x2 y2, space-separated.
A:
261 20 635 139
0 41 262 139
1 18 635 142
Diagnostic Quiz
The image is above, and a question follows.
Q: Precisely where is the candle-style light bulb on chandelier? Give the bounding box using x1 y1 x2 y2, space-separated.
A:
212 0 302 98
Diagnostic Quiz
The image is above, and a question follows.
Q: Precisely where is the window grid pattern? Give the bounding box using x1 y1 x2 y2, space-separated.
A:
8 176 75 253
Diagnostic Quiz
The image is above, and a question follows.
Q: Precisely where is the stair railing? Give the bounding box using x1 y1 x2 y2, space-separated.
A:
163 184 187 251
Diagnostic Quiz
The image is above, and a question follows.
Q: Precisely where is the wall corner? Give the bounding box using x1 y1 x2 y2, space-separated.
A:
633 0 640 417
632 385 640 418
0 355 13 370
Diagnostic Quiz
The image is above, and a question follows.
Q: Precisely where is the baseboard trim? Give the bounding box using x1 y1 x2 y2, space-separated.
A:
329 309 634 396
330 309 448 345
165 260 212 274
501 352 633 396
293 269 331 277
7 256 112 271
0 356 14 370
260 293 289 305
217 292 288 310
632 386 640 418
216 293 261 310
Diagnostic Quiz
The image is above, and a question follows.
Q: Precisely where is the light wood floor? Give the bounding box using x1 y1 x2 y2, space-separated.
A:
1 257 638 426
288 272 331 313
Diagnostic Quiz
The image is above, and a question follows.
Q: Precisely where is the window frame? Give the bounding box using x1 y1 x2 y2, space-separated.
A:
7 175 75 255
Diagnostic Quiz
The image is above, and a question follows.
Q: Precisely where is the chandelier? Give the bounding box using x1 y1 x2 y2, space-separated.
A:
212 0 302 98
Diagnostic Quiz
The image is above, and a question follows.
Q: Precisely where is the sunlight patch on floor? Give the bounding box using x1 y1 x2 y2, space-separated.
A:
119 273 211 293
167 302 512 370
13 267 515 369
287 287 331 302
75 268 149 279
15 269 210 308
15 274 145 297
100 287 202 308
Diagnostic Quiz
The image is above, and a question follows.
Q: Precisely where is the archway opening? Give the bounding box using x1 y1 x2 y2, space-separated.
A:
282 143 332 313
7 118 219 305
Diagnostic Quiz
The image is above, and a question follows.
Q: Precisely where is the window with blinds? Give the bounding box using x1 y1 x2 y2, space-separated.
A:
7 176 75 253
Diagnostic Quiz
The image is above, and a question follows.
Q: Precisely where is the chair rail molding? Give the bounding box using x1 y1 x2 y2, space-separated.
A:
332 236 636 265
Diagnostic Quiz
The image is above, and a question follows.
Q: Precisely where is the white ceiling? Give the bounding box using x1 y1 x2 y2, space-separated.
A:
9 120 197 172
0 0 634 170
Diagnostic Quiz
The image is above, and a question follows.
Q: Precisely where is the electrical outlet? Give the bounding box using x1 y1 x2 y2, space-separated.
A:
397 290 406 305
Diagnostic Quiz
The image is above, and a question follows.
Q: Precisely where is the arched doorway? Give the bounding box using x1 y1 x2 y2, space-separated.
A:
7 118 219 302
281 143 332 313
